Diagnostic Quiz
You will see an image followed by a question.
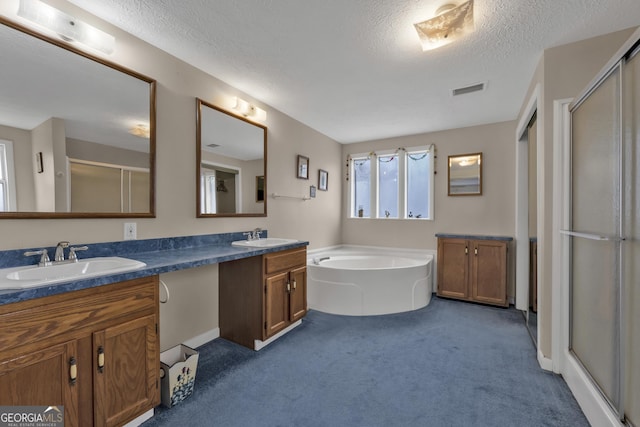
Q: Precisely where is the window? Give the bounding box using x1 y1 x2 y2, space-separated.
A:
349 145 434 220
0 140 16 212
352 157 371 217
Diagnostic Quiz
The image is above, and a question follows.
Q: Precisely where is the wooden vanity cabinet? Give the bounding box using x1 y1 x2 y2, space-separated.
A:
0 276 160 427
220 247 307 349
437 237 509 307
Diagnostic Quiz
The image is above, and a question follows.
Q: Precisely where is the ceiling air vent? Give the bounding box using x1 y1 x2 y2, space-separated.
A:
207 143 220 148
452 82 485 96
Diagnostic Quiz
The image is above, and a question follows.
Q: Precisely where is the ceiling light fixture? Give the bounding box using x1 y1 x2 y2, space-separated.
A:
128 124 150 139
414 0 474 51
232 97 267 121
17 0 115 55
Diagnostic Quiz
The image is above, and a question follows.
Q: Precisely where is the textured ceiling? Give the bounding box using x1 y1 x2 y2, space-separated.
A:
66 0 640 143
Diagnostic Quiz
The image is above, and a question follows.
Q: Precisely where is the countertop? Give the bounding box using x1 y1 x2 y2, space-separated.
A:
0 233 308 306
435 233 513 241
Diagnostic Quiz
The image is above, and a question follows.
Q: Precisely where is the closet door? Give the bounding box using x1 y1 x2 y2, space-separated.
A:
570 63 622 412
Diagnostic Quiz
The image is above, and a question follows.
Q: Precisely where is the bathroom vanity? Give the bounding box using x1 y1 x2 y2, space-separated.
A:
0 232 308 426
436 234 512 307
219 247 307 350
0 276 159 427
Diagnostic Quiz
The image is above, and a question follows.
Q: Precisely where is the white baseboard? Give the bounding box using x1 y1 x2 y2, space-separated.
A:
563 352 623 427
254 320 302 351
123 409 153 427
537 349 553 371
183 327 220 349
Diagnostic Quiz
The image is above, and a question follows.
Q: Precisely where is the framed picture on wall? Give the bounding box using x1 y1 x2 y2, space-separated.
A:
318 169 328 191
297 155 309 179
256 175 265 202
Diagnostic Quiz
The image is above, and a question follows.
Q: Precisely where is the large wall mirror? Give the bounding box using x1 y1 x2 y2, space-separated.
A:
196 98 267 217
0 18 156 218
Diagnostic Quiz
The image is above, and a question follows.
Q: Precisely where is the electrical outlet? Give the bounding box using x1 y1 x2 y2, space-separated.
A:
124 223 137 240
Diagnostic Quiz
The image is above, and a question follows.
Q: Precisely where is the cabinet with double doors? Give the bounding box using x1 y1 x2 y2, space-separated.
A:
0 276 160 427
436 234 511 307
219 246 307 349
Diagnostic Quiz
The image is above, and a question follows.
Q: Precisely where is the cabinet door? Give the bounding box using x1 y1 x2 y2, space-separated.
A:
471 240 508 306
265 272 289 338
93 314 159 427
437 238 469 300
289 266 307 322
0 340 79 426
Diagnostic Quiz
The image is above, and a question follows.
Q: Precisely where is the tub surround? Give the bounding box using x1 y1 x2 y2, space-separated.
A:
0 231 308 306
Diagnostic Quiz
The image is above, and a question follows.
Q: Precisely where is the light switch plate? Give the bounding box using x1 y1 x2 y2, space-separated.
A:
124 223 137 240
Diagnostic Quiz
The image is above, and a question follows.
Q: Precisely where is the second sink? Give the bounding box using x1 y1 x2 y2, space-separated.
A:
232 238 299 248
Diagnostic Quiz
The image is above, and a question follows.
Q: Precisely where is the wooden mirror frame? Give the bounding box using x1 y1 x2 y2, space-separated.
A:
0 17 156 219
196 98 267 218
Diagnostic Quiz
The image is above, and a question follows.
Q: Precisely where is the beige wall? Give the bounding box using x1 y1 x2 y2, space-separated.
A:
516 27 636 358
66 138 149 169
342 121 516 250
0 2 342 350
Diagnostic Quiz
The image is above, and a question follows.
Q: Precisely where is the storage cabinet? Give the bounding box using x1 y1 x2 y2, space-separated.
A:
0 276 160 427
220 247 307 349
436 235 510 307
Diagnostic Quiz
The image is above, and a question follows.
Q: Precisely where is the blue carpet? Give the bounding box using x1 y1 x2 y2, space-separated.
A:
143 297 588 426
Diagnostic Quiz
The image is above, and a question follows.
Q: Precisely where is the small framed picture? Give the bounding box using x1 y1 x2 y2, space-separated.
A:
310 185 316 198
318 169 328 191
297 155 309 179
256 175 265 202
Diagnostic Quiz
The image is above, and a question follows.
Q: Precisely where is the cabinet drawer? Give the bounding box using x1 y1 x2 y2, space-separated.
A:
264 248 306 275
0 276 158 353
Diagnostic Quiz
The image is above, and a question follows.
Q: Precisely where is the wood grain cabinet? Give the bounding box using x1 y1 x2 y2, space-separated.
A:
437 236 510 307
0 276 160 427
220 247 307 349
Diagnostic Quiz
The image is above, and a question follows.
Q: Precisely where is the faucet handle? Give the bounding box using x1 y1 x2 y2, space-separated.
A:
69 246 89 261
253 228 262 239
243 232 253 241
24 249 51 266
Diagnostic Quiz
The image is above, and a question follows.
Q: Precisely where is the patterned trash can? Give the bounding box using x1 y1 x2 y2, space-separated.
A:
160 344 199 408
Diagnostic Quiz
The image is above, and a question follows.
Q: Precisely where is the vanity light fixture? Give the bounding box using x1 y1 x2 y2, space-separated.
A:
232 97 267 121
414 0 474 51
17 0 115 55
128 124 150 139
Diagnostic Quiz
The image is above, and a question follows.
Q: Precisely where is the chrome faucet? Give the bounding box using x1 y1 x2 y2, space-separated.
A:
54 241 69 262
24 249 51 267
243 228 263 241
252 228 263 240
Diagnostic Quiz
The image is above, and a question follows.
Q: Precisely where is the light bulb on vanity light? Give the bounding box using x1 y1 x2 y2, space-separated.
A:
232 97 267 121
17 0 116 55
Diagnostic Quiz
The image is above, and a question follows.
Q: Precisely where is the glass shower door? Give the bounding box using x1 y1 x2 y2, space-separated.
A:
569 64 622 413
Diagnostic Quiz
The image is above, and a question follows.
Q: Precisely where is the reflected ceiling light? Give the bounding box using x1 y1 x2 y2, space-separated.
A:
17 0 115 55
414 0 474 51
129 124 150 139
232 97 267 121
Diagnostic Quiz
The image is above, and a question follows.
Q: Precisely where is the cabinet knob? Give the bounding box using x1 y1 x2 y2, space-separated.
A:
97 346 105 373
286 282 291 293
474 247 478 256
69 357 77 385
465 246 468 255
292 280 297 290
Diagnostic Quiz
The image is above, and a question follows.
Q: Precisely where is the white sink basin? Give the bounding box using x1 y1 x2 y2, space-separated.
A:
232 238 299 248
0 257 146 290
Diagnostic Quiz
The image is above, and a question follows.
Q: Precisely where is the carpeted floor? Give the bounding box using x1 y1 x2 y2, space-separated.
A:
143 297 589 427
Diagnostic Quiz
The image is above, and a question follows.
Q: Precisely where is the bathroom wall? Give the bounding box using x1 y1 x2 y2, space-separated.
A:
342 121 517 250
516 27 637 359
0 1 342 350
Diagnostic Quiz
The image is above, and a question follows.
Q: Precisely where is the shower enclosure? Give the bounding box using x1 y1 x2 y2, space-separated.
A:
567 36 639 425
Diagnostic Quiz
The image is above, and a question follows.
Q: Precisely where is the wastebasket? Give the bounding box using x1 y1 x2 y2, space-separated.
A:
159 344 199 408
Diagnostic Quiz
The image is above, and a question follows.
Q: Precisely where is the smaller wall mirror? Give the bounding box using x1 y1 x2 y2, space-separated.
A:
196 99 267 217
448 152 482 196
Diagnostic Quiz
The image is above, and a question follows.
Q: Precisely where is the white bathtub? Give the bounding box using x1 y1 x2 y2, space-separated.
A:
307 246 434 316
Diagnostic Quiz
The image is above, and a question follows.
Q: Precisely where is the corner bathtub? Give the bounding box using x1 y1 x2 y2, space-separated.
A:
307 246 434 316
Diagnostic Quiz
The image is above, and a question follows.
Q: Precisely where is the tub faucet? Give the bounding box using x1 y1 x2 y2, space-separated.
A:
313 256 330 265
